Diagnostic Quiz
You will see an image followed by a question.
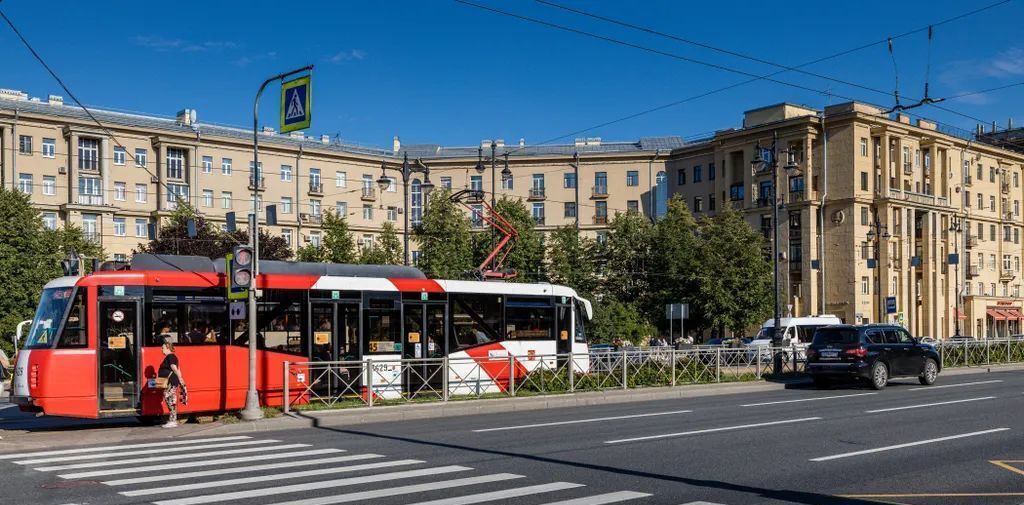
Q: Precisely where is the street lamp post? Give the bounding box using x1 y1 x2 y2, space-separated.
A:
476 143 513 270
751 131 800 374
866 215 891 324
378 153 435 266
951 216 963 337
242 65 312 422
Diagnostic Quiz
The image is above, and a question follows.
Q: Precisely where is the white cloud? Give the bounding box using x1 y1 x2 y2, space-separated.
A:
327 49 367 64
135 36 239 53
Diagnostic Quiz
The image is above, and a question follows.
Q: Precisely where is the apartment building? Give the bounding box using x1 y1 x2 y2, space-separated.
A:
669 102 1024 340
0 88 676 265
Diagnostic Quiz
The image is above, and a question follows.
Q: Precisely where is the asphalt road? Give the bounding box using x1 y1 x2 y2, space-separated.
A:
2 370 1024 505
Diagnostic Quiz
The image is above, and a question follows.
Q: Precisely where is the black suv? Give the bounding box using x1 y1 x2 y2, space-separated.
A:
805 324 941 390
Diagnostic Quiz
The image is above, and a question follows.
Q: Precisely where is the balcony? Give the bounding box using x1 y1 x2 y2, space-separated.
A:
888 188 949 208
77 194 104 206
1001 271 1016 282
789 261 802 273
533 215 546 225
248 176 265 191
964 176 973 187
466 190 484 204
591 185 609 199
903 163 913 175
528 187 546 201
968 265 981 278
966 235 978 248
593 215 609 225
300 213 322 225
83 231 100 244
309 182 324 196
755 197 774 208
1002 182 1010 194
360 186 376 201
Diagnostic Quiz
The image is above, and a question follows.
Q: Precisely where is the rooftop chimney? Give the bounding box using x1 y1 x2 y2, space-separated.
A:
47 95 63 106
261 126 275 135
519 138 525 147
393 136 401 153
289 131 305 139
0 88 28 101
321 134 331 144
176 109 195 126
494 139 505 148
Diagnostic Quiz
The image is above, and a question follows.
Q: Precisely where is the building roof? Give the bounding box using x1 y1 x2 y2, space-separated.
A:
398 136 685 159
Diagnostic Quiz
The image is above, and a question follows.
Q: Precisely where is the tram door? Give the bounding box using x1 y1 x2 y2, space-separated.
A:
402 303 446 396
98 299 141 414
309 302 360 397
555 300 573 369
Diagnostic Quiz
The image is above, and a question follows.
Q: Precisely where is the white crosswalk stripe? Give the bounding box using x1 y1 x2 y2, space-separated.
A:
3 434 672 505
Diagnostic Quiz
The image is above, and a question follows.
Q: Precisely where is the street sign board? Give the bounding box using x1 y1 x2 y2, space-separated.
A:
229 301 246 320
280 76 311 133
886 296 897 314
665 303 689 320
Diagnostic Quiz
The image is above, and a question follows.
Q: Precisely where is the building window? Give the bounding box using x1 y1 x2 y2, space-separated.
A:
166 183 188 209
201 155 212 173
978 193 983 209
166 148 185 179
709 193 716 211
362 204 373 220
595 201 608 223
990 195 995 211
564 172 576 188
626 171 639 186
114 146 126 165
595 172 608 193
113 218 126 237
860 138 868 157
532 174 545 190
387 206 398 222
470 204 484 227
114 182 126 201
221 191 232 209
708 162 716 181
334 201 347 217
18 135 32 154
990 167 997 183
335 171 346 188
279 164 292 182
693 197 703 212
861 276 869 295
135 218 148 238
202 190 213 207
135 148 147 168
470 175 482 192
693 166 702 183
78 138 99 170
281 229 292 247
385 177 397 192
861 172 868 191
411 179 423 225
309 168 321 189
280 197 292 214
991 225 996 241
627 200 639 213
42 212 57 230
41 138 55 158
412 251 421 265
564 202 577 218
502 172 514 190
310 199 321 217
309 231 321 247
861 206 869 226
18 174 32 194
729 183 743 201
135 184 147 203
677 168 686 185
78 176 102 205
441 176 452 189
532 203 545 224
221 158 232 175
991 254 997 271
248 161 263 178
360 234 374 250
43 176 56 196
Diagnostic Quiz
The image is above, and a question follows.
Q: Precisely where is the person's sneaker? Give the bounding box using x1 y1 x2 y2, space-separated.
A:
162 421 179 428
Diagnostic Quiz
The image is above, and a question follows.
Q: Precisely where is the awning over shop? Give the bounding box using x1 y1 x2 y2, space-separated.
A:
987 308 1007 320
1003 308 1024 320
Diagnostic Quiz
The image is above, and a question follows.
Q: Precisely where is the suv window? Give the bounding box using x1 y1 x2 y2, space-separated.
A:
865 329 884 344
883 329 901 344
811 328 859 345
897 330 915 344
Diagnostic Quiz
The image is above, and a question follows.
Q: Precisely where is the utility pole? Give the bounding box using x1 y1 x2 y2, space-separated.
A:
570 152 580 233
378 153 434 265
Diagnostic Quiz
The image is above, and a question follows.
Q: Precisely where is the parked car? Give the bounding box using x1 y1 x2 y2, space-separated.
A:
918 336 938 345
805 324 941 390
948 335 975 343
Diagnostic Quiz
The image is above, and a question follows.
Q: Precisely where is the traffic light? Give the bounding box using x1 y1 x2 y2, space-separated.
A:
228 245 253 299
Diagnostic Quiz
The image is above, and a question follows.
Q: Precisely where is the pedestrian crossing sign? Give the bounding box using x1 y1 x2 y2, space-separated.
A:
280 75 311 133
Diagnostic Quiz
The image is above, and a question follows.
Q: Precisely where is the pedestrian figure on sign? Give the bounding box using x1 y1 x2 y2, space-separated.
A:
158 337 186 428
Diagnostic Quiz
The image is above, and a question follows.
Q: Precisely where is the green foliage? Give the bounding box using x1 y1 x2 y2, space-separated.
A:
360 222 403 265
416 188 473 279
320 210 358 263
596 211 654 308
296 244 325 262
135 204 291 260
0 188 101 355
590 299 655 345
650 196 701 329
546 226 597 299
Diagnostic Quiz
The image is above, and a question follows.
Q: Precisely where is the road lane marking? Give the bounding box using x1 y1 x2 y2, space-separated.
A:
59 448 343 479
121 459 424 496
537 491 654 504
16 439 279 464
103 453 377 486
473 410 693 432
153 465 473 505
740 393 877 407
605 417 822 444
864 396 996 413
403 482 584 504
36 443 310 471
265 473 525 505
907 379 1003 391
810 428 1010 462
0 436 252 460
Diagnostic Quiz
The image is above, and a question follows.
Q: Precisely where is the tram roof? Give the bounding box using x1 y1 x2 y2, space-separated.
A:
129 254 427 279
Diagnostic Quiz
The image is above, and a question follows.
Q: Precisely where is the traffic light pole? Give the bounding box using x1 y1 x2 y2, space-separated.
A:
242 65 312 422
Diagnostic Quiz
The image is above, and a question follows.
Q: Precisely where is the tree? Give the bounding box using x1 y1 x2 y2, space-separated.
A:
649 196 701 331
320 210 358 263
596 210 655 308
590 299 655 345
360 222 403 265
0 188 100 356
546 226 597 299
693 205 773 336
135 204 292 260
471 197 545 281
296 244 326 262
416 188 473 279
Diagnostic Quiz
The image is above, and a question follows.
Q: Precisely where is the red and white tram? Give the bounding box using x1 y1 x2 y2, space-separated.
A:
11 254 591 419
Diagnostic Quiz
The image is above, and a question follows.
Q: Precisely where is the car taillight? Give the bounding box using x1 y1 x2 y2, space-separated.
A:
30 364 39 388
844 347 868 358
806 349 818 359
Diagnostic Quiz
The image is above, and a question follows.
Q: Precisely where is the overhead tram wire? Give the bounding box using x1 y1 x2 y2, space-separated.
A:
456 0 1013 156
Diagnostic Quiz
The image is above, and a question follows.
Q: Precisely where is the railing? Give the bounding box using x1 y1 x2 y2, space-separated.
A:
888 188 949 208
967 235 978 248
248 176 265 190
592 185 609 198
528 187 546 200
77 194 103 206
968 265 981 277
593 215 609 225
360 186 375 200
937 339 1024 369
309 182 324 194
533 215 545 225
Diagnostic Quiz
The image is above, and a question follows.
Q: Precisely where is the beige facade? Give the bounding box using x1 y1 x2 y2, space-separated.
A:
669 102 1024 340
0 89 675 265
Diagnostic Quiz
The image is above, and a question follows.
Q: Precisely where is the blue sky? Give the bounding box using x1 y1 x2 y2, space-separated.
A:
2 0 1022 148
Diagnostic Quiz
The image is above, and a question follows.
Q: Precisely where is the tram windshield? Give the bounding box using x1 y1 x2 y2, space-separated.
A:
23 287 75 349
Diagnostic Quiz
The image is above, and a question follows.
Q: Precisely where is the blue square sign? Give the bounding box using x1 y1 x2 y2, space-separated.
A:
280 76 311 133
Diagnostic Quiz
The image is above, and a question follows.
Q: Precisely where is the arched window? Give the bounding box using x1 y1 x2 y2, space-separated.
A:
411 178 423 225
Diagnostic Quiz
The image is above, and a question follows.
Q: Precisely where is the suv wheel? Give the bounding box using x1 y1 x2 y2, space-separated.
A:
870 362 888 390
919 359 938 386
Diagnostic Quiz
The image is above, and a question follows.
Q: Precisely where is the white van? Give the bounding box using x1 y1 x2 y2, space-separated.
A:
747 315 843 349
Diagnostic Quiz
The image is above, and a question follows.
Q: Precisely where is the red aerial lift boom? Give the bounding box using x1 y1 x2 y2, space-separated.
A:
449 189 519 280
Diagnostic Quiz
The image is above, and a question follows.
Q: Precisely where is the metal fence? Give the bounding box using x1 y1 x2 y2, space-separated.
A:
937 339 1024 368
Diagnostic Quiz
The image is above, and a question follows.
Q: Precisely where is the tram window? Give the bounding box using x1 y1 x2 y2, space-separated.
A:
56 289 88 348
574 304 587 343
257 302 305 356
23 288 75 349
184 304 227 345
364 299 400 355
150 305 180 346
505 297 554 340
449 294 501 351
